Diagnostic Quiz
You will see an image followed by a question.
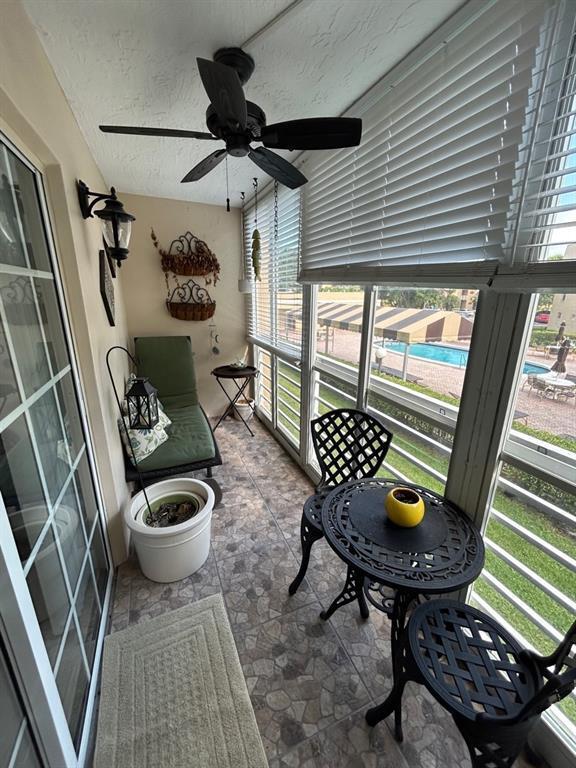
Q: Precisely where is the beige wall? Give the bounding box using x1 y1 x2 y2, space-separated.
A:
119 193 247 415
0 0 131 563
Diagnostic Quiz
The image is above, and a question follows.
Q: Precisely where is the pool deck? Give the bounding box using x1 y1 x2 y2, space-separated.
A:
326 330 576 439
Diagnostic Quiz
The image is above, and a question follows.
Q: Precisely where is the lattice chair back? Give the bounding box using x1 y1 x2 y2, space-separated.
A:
510 618 576 724
311 409 392 491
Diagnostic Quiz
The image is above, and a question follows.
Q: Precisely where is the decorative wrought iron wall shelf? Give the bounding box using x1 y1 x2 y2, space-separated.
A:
152 229 219 321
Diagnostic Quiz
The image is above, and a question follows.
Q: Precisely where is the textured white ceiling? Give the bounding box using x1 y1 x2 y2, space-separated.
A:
23 0 463 207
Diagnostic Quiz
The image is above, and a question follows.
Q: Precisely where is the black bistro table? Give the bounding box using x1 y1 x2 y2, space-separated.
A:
320 477 485 739
211 364 259 436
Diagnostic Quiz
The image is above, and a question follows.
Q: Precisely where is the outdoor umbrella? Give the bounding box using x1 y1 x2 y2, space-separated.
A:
551 339 571 373
555 321 566 343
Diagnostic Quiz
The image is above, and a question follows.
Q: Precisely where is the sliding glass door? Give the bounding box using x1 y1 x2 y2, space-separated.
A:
0 636 43 768
0 136 112 766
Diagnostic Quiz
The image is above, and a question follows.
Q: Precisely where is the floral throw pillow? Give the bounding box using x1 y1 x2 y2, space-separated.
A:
119 403 171 465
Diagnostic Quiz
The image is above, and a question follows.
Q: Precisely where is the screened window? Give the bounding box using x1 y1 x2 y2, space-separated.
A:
471 291 576 742
244 185 302 356
299 0 548 284
315 284 364 372
245 184 303 449
511 9 576 263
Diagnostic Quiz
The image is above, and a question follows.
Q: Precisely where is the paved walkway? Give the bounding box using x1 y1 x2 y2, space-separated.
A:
323 329 576 438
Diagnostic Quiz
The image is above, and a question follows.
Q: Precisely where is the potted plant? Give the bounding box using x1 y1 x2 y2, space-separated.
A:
123 477 215 582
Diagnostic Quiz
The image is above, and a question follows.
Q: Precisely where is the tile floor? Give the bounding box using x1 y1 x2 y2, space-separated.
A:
108 417 543 768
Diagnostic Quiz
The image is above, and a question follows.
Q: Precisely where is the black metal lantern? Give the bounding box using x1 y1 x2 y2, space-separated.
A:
77 180 135 267
126 376 159 430
105 346 157 519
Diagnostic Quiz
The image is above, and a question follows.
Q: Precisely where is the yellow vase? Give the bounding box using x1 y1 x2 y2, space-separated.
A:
385 487 425 528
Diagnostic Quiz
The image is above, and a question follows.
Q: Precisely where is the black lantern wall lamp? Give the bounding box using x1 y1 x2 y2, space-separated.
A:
77 180 135 267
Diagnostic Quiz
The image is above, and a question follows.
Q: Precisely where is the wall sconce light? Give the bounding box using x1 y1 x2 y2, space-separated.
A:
77 179 135 267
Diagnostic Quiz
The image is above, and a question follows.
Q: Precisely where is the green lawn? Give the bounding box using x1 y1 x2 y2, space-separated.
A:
263 363 576 721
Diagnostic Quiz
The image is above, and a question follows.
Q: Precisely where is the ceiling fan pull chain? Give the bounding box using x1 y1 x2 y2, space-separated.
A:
253 177 258 227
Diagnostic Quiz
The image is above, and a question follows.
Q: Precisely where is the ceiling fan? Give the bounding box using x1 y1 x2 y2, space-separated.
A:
99 47 362 189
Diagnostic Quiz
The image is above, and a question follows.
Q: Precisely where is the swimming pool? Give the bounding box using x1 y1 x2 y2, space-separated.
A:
381 342 550 375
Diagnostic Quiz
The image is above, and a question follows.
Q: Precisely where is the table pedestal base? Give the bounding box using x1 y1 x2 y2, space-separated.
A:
365 590 414 740
319 565 369 621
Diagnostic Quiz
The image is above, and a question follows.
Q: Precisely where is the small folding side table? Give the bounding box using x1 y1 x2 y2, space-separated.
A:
211 364 259 436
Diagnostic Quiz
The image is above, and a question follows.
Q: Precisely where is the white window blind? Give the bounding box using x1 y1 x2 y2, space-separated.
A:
243 194 272 341
300 0 548 285
509 1 576 264
244 185 302 354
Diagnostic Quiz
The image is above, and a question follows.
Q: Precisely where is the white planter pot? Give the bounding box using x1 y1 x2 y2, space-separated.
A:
124 478 214 583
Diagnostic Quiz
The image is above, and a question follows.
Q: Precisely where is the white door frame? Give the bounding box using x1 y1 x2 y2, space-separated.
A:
0 131 114 768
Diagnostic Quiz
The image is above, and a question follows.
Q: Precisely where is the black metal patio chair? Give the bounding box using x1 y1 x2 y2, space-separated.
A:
366 598 576 768
288 408 392 597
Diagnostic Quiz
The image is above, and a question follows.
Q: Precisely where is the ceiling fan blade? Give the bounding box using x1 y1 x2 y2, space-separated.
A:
249 148 307 189
181 149 227 183
260 117 362 150
99 125 217 140
197 58 247 130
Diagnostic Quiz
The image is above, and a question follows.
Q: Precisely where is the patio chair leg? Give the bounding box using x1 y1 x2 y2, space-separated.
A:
288 516 323 595
206 466 213 478
455 714 533 768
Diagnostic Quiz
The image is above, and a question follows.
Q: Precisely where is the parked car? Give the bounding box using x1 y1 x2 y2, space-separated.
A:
534 310 550 324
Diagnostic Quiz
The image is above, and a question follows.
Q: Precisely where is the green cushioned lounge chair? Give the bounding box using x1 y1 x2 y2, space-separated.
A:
123 336 221 482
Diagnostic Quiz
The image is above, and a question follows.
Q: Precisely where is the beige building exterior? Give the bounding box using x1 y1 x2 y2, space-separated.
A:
550 293 576 335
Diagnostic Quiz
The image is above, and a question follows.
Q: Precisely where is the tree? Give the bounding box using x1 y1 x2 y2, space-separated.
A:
538 292 554 311
442 292 460 311
377 288 462 310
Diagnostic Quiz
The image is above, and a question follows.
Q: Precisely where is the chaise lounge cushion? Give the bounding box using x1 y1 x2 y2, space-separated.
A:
126 336 220 478
135 400 216 472
135 335 198 406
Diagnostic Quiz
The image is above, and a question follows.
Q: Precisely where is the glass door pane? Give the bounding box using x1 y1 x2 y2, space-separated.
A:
0 637 42 768
0 137 111 759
